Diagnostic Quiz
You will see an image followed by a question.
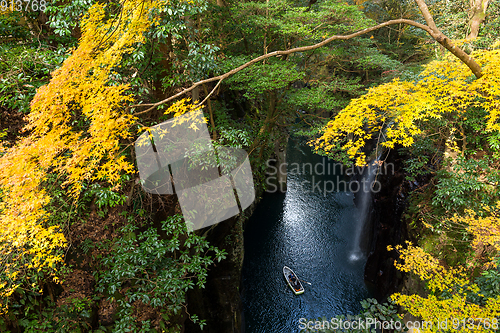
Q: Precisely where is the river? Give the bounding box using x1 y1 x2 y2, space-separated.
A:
241 138 372 333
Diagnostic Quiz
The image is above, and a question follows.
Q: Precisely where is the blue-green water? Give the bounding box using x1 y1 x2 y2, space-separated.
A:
241 140 371 333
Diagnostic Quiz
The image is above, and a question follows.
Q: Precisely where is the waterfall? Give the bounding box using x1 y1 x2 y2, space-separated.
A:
349 159 379 262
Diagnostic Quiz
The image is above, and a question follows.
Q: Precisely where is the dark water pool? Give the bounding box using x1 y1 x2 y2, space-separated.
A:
241 139 372 333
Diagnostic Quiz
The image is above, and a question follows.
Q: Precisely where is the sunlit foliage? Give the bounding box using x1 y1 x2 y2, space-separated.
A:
451 202 500 265
314 41 500 166
389 243 500 332
0 0 163 309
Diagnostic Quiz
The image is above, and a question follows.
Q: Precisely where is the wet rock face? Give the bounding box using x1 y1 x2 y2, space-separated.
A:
363 151 406 300
364 163 406 300
184 215 246 333
364 150 432 300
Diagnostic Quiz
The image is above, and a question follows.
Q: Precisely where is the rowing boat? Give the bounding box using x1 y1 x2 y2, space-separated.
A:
283 266 304 295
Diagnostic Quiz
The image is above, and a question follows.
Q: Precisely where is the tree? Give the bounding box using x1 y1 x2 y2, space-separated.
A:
468 0 490 40
0 0 162 310
304 2 500 330
313 43 500 165
388 242 500 332
215 0 384 161
313 38 500 327
358 0 494 42
0 0 495 325
134 0 483 120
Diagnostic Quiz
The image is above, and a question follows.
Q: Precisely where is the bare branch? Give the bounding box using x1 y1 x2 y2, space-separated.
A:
196 79 223 107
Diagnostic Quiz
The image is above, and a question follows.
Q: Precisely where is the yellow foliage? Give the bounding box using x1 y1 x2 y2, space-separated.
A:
389 242 500 332
314 43 500 166
164 98 204 119
451 202 500 266
135 99 206 149
0 0 163 309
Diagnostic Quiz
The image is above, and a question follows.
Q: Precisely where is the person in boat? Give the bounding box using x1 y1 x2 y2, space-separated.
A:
289 274 300 288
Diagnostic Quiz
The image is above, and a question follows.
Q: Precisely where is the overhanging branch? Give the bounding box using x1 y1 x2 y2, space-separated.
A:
130 15 482 114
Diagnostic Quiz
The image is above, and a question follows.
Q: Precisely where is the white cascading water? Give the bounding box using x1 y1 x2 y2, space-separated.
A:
349 159 379 262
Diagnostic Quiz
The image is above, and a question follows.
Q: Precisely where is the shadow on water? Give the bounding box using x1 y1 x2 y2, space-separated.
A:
241 139 372 333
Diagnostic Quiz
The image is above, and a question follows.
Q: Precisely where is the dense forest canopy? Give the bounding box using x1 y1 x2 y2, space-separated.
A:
0 0 499 331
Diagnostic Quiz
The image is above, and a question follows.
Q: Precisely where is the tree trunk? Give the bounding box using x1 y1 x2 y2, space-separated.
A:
153 37 174 101
250 91 278 158
192 86 199 102
203 83 217 140
414 0 483 78
467 0 489 40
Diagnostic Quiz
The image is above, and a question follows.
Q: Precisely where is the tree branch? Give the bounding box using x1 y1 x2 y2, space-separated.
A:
414 0 482 78
196 79 223 107
130 13 482 114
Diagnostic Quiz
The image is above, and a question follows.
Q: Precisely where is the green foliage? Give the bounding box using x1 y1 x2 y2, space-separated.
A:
229 0 371 50
481 1 500 41
95 214 227 331
1 285 94 333
357 0 430 62
431 0 470 39
286 79 360 112
215 0 391 173
0 44 67 114
149 0 215 87
217 127 252 149
468 257 500 306
210 102 253 145
0 10 30 39
86 183 127 218
399 140 433 181
433 157 500 214
185 42 221 82
44 173 127 228
226 59 305 99
430 0 500 43
1 211 227 332
45 0 94 37
354 47 402 72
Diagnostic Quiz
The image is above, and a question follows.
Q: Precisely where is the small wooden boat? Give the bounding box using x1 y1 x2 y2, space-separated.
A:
283 266 304 295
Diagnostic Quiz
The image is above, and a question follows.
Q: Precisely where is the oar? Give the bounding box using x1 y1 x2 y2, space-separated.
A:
299 278 312 285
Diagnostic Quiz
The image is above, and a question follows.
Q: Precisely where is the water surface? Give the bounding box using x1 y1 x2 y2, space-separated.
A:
242 139 371 333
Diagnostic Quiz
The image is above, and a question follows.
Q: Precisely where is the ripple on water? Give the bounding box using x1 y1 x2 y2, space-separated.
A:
242 141 372 333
